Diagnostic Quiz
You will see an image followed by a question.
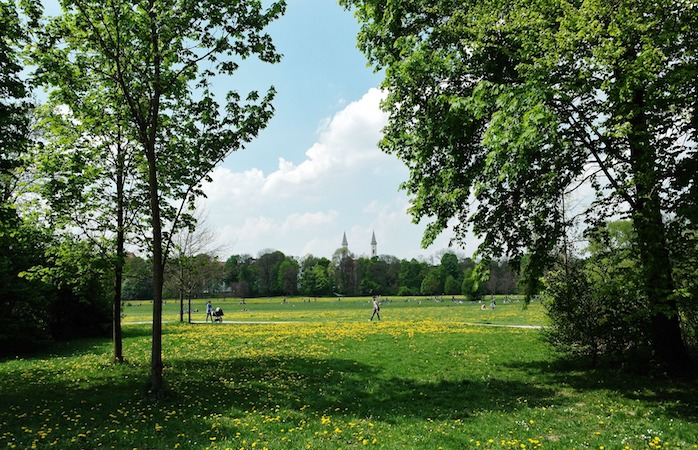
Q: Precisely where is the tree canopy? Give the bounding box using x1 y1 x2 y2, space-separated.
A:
31 0 286 394
341 0 697 372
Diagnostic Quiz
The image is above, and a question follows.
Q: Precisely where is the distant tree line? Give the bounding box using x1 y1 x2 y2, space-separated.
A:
122 248 523 301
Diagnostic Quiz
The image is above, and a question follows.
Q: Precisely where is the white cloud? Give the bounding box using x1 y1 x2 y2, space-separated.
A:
200 88 467 260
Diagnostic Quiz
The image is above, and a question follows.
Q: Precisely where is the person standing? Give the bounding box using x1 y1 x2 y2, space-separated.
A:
370 295 381 321
205 300 213 322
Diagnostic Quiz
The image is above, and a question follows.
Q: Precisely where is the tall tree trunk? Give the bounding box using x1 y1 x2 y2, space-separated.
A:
629 88 691 374
113 140 126 364
179 289 184 323
147 0 165 397
147 147 164 395
113 195 125 364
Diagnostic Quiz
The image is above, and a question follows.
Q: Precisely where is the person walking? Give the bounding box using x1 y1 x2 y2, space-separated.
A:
369 295 381 321
205 300 213 322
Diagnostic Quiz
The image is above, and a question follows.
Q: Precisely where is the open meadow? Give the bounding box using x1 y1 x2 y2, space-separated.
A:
1 296 696 449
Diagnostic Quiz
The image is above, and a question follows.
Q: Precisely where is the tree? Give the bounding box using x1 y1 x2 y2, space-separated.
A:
461 267 477 301
0 210 55 354
277 257 299 296
439 252 459 282
398 258 427 296
224 254 255 298
30 236 113 340
31 89 143 364
443 275 459 295
420 268 441 296
254 250 285 296
299 256 332 297
165 212 221 322
332 247 357 296
1 0 35 197
0 0 50 354
342 0 697 373
34 0 286 394
122 254 153 300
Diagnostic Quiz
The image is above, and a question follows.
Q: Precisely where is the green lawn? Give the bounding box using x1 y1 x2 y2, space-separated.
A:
1 297 696 449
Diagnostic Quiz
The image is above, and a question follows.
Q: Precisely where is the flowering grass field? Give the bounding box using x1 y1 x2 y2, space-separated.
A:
1 297 697 449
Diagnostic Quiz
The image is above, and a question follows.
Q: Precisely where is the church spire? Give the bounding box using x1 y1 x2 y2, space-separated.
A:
371 231 377 257
342 231 348 250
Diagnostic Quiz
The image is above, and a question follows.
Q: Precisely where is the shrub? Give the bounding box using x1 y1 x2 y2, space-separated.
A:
541 259 652 366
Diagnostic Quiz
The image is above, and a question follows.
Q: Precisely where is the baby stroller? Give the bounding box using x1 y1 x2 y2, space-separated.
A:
212 307 224 323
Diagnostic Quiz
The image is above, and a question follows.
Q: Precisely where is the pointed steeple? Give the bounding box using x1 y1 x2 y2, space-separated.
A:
371 231 377 257
342 232 348 250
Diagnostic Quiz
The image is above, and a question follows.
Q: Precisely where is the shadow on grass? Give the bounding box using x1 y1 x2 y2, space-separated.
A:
503 357 698 422
1 353 557 442
166 355 559 423
6 351 698 448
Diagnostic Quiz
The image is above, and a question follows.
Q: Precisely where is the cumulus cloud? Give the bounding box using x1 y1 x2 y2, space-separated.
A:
262 88 389 194
200 88 461 260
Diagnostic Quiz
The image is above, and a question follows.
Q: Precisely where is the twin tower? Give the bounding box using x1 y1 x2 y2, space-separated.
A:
341 231 378 257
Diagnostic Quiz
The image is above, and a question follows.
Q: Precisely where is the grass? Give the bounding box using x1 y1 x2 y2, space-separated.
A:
1 296 696 449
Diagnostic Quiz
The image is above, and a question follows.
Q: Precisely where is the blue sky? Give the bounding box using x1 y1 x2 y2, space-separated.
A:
200 1 471 261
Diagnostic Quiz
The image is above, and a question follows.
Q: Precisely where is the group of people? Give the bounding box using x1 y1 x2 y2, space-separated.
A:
203 294 503 323
202 297 384 323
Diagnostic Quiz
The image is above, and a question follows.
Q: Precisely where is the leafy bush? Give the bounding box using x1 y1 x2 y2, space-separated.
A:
541 222 653 365
0 208 55 354
542 260 652 365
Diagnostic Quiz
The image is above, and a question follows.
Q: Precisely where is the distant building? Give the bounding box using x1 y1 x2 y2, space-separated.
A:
340 231 378 257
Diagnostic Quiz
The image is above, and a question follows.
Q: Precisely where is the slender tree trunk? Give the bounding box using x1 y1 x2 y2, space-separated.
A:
113 141 126 364
113 198 125 364
147 0 166 397
179 287 184 323
148 147 164 394
113 264 124 363
629 88 691 374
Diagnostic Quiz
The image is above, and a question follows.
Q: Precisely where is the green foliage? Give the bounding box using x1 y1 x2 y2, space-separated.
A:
670 228 698 353
542 262 651 365
443 274 459 295
277 257 299 296
30 0 287 390
461 266 485 301
356 255 401 296
223 250 522 300
420 268 441 296
0 0 33 201
542 222 652 364
342 0 697 371
0 207 54 354
122 254 153 300
398 258 427 294
1 208 112 353
0 0 53 354
439 252 459 281
22 236 113 340
298 256 333 297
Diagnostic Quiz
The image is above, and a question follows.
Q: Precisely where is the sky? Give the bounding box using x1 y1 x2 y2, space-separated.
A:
197 1 475 262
